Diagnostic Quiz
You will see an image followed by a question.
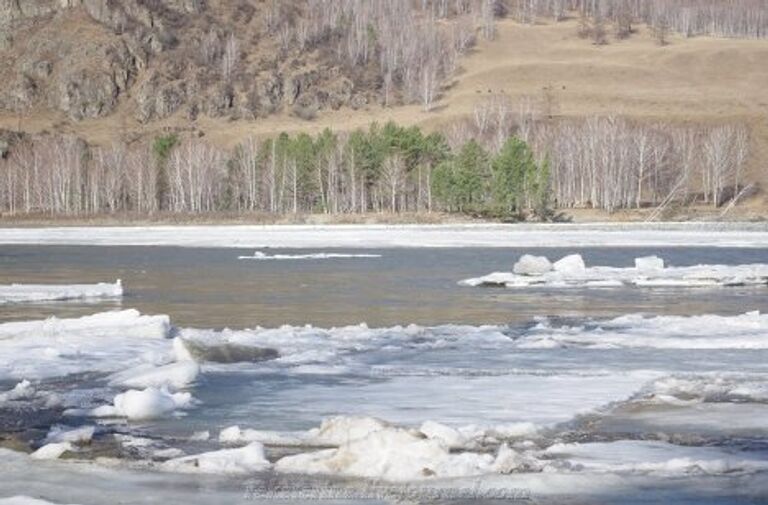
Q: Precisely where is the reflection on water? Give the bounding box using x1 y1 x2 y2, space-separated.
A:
1 245 767 327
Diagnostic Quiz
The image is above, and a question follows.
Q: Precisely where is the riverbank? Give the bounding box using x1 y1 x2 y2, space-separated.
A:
0 203 765 228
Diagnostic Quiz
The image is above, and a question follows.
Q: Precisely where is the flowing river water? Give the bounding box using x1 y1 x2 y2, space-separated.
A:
1 244 768 504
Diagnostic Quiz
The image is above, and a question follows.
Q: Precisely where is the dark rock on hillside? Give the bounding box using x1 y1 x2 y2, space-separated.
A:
0 0 370 124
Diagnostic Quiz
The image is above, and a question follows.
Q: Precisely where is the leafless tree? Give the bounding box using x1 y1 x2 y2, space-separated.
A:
221 33 240 81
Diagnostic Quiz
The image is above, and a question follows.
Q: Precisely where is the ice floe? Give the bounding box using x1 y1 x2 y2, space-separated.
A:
0 280 123 304
0 310 172 381
523 311 768 349
238 251 381 260
177 323 509 370
461 254 768 288
216 416 543 481
542 440 768 476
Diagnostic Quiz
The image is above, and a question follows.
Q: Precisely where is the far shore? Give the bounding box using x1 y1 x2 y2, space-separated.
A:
0 205 765 228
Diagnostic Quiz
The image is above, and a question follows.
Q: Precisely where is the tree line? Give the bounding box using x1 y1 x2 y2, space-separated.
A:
0 108 749 218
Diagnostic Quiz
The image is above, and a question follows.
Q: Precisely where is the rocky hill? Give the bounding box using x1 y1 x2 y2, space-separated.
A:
0 0 482 124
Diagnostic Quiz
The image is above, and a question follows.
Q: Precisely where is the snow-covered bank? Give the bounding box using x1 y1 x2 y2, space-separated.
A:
0 223 767 248
0 280 123 304
461 254 768 288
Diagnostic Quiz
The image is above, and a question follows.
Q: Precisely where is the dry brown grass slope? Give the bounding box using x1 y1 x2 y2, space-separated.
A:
2 18 767 191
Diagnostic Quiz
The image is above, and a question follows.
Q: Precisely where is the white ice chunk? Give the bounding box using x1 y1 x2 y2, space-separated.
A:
309 416 391 445
30 442 73 460
162 442 270 474
275 428 494 481
492 443 543 473
635 255 665 272
92 387 192 420
553 254 586 275
0 280 122 304
221 416 393 447
0 380 35 402
172 337 195 362
513 255 552 276
419 420 466 449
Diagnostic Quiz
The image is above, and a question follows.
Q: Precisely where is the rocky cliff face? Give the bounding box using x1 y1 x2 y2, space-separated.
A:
0 0 372 123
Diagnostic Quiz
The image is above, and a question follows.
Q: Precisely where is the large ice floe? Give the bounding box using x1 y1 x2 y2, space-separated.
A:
0 280 123 304
238 251 381 260
0 310 172 381
460 254 768 288
0 309 200 420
